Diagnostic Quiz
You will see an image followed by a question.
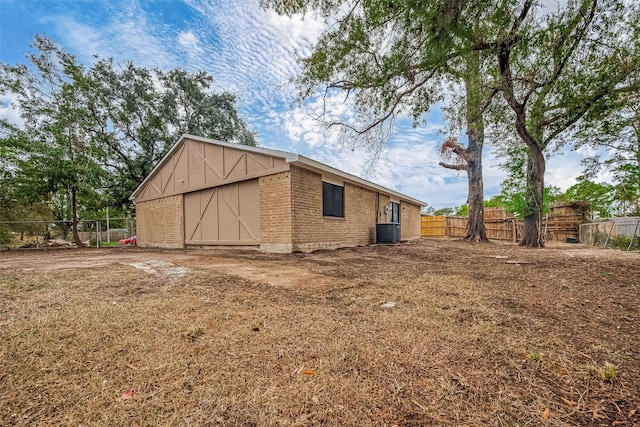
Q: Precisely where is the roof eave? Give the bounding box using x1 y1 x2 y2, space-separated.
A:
129 134 299 201
290 155 426 207
129 134 426 208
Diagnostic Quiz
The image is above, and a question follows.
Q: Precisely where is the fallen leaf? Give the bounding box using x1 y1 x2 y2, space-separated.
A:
301 370 316 375
543 407 550 419
561 397 578 406
121 389 135 400
612 421 626 426
629 409 637 417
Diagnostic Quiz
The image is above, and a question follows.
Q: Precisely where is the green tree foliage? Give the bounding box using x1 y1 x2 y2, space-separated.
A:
611 164 640 216
0 36 104 247
489 0 640 246
559 177 614 219
454 204 469 217
578 89 640 216
86 62 256 207
495 180 562 220
264 0 640 248
433 207 454 216
0 36 257 243
262 0 496 242
420 205 435 215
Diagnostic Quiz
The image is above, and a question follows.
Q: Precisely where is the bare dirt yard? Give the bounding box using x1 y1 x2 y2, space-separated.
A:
1 239 639 426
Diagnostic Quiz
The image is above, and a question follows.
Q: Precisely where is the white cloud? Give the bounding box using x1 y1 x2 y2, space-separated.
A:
42 17 102 59
181 0 324 102
0 93 24 128
177 31 204 56
43 3 175 68
20 0 616 210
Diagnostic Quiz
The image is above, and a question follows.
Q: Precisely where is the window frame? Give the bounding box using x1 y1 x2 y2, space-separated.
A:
391 201 400 223
322 181 345 218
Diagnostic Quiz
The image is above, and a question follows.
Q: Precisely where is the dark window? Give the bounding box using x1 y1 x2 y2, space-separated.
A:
391 202 400 223
322 181 344 217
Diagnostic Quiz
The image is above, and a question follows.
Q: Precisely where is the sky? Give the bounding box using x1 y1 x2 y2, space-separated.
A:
0 0 601 209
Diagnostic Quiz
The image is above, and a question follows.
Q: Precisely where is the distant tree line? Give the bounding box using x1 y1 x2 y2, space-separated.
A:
0 35 255 246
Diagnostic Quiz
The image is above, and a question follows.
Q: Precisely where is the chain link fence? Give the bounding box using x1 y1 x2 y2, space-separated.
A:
0 218 135 249
579 217 640 251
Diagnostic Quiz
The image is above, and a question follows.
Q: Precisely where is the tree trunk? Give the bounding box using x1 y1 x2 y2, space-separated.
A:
462 50 488 243
636 137 640 214
497 26 547 248
520 146 546 247
464 128 488 242
71 186 85 249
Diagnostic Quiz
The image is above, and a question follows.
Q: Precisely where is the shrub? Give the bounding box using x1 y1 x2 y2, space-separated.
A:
0 224 12 245
608 235 640 251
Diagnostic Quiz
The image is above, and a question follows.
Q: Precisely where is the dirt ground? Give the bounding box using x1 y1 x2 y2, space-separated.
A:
1 238 639 426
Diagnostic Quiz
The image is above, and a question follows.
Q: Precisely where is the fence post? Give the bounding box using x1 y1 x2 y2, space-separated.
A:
106 206 111 244
627 220 639 251
604 222 615 248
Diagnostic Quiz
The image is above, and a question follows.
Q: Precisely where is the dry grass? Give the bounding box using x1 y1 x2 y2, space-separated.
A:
1 239 639 426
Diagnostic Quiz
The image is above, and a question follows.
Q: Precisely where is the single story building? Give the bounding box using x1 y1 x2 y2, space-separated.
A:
130 134 425 253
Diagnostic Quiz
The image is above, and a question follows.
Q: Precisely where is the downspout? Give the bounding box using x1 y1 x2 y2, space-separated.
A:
375 192 380 243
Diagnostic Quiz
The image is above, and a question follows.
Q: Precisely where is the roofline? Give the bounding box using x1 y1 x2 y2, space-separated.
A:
130 134 426 206
130 134 299 200
291 155 426 206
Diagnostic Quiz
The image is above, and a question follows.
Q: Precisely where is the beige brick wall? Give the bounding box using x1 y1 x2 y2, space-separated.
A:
401 201 421 240
259 172 293 253
135 195 184 249
290 166 381 251
378 194 392 224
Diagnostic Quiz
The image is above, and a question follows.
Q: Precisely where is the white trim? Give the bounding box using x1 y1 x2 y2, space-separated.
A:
292 155 425 206
130 134 298 200
321 174 344 187
130 134 426 207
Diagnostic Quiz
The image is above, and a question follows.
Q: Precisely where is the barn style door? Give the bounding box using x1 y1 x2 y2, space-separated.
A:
184 179 260 245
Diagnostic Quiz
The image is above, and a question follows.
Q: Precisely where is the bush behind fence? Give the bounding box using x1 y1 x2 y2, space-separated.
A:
579 218 640 250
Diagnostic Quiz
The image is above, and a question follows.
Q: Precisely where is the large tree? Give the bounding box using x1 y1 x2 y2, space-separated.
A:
262 0 498 242
578 87 640 216
487 0 640 246
0 36 104 247
265 0 640 247
86 62 256 208
438 49 497 242
1 36 258 245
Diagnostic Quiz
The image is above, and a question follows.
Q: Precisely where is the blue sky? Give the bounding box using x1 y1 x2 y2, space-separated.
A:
0 0 597 209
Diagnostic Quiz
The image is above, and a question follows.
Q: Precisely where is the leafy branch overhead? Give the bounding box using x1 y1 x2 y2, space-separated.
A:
263 0 640 247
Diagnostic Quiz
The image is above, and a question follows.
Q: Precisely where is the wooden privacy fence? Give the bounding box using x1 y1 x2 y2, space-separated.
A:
420 215 447 237
421 204 587 242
